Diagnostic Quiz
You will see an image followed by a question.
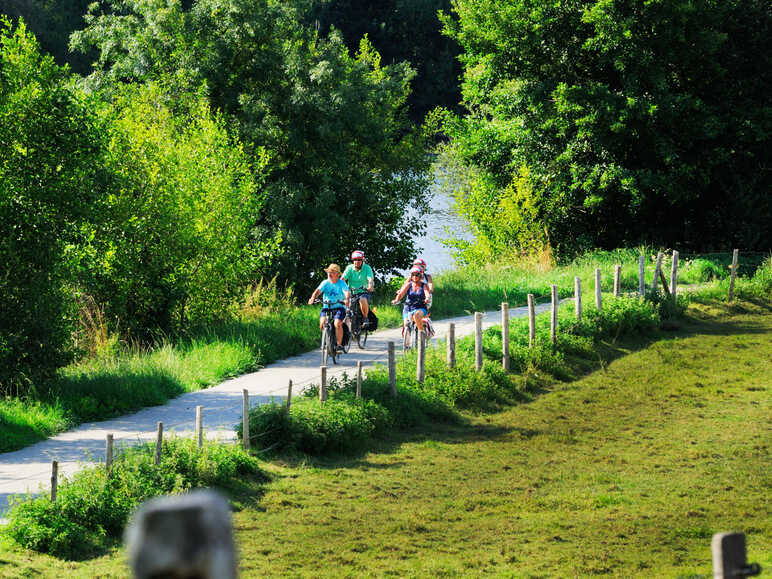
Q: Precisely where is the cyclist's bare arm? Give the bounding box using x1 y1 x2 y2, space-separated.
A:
308 289 320 305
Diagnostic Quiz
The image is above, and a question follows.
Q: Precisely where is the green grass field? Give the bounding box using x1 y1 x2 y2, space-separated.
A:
2 299 769 577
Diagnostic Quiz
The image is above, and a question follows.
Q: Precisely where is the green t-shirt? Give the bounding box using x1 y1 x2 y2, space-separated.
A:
342 263 374 292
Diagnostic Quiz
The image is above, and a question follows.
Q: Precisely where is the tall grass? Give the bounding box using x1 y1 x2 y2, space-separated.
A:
2 249 765 454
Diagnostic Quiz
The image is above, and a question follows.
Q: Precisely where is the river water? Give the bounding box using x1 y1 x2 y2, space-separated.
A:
406 178 474 274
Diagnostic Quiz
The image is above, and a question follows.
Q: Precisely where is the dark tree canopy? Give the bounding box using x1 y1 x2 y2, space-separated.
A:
441 0 772 259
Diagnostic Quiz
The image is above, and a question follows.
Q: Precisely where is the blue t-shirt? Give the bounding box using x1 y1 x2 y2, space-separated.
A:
316 279 349 308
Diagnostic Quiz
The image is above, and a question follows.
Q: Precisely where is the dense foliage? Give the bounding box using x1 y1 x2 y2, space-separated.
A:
4 438 262 559
440 0 772 261
310 0 462 122
70 0 432 289
0 19 101 388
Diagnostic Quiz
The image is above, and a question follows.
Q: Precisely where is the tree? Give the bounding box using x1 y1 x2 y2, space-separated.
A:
0 18 102 390
71 0 432 292
441 0 772 259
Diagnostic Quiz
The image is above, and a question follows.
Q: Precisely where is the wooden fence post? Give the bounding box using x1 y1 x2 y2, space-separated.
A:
447 323 455 368
501 303 510 371
639 255 646 296
729 249 739 302
51 460 58 502
356 361 362 398
242 390 250 451
712 532 761 579
574 277 582 322
652 252 663 292
106 433 114 475
388 342 396 396
320 366 327 402
670 250 679 298
474 312 483 371
417 332 426 383
595 268 602 312
195 405 203 448
155 422 163 465
550 285 558 350
613 265 621 297
286 380 293 413
527 294 535 348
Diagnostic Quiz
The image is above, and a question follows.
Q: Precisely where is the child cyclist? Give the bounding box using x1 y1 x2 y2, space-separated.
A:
308 263 350 352
342 250 375 326
392 266 431 335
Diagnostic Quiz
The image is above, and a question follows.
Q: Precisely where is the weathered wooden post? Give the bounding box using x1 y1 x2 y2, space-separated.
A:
670 250 679 298
639 255 646 296
320 366 327 402
729 249 739 302
550 285 558 350
613 265 621 297
712 532 761 579
106 433 114 475
286 380 293 412
447 323 456 368
388 341 396 396
356 361 362 398
574 277 582 322
474 312 483 371
416 332 426 383
155 422 163 465
242 389 250 451
125 490 237 579
527 294 536 348
652 252 664 292
595 268 602 312
195 405 203 448
501 302 510 371
50 460 58 502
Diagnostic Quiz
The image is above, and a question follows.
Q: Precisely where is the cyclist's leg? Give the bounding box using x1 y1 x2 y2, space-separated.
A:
360 294 370 321
333 309 346 347
412 309 426 332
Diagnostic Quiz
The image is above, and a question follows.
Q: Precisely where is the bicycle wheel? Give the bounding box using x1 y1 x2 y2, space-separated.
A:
402 322 412 351
357 326 368 349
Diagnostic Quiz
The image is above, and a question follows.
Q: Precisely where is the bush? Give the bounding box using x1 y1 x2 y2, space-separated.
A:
4 438 263 559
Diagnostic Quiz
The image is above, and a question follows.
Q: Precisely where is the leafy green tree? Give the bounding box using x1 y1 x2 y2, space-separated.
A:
441 0 771 259
71 0 431 291
0 18 102 390
79 84 276 335
310 0 462 122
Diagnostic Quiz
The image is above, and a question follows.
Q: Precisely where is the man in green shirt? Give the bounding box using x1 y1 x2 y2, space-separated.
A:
342 250 375 326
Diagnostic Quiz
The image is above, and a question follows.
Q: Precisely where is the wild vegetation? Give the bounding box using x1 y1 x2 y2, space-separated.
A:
438 0 771 262
1 284 769 574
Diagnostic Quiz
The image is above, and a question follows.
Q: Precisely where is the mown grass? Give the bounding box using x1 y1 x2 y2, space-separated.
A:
1 299 769 577
0 250 765 454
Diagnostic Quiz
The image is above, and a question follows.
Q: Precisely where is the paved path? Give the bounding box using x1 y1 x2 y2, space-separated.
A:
0 302 554 518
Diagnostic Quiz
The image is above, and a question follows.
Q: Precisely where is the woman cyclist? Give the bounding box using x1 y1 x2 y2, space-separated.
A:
308 263 350 352
392 266 431 334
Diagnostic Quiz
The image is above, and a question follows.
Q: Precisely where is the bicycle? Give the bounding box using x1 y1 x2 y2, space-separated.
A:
394 301 429 352
348 290 371 349
315 299 351 365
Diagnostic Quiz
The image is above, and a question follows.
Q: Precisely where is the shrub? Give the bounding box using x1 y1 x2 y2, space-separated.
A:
4 438 263 559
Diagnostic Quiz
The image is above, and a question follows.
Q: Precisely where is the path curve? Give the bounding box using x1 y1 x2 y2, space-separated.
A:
0 302 554 517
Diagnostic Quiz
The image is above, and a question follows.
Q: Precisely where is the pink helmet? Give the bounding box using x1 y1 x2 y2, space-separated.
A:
412 258 426 270
351 250 365 261
409 266 424 276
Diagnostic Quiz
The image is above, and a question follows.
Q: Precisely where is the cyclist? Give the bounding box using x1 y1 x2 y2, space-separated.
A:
392 266 431 334
395 257 434 308
342 250 375 327
308 263 350 352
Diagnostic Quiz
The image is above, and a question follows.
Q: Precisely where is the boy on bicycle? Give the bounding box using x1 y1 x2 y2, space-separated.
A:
308 263 350 352
342 250 375 327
